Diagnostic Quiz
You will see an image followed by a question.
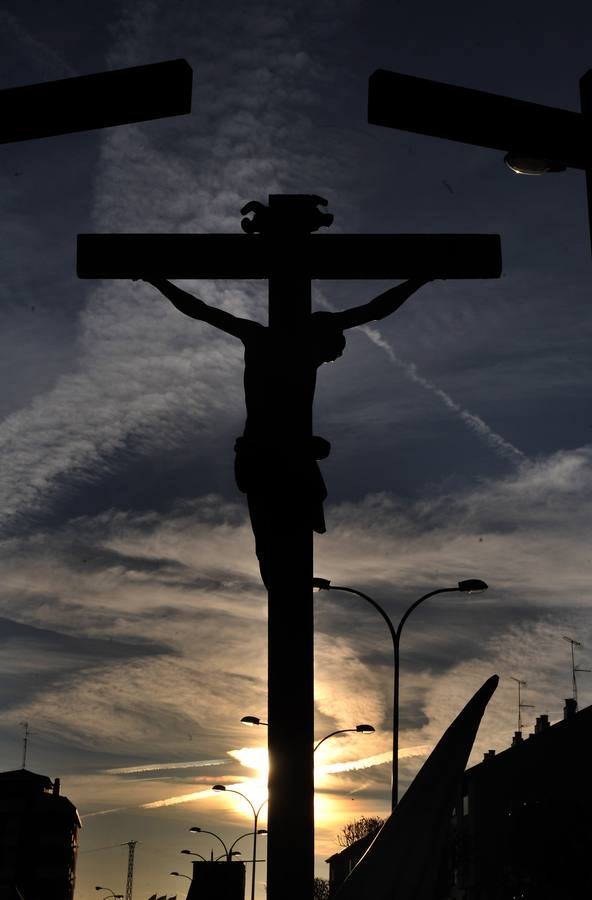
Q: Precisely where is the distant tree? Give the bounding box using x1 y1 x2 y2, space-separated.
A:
336 815 386 848
313 877 330 899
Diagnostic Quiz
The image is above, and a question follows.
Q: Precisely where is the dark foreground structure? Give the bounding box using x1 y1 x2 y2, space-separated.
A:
185 859 246 900
0 768 81 900
327 698 592 899
445 697 592 899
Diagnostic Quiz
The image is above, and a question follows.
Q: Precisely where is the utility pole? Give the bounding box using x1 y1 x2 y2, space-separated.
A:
122 841 139 900
77 194 501 900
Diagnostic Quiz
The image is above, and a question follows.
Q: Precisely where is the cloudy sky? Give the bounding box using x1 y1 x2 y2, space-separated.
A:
2 0 592 896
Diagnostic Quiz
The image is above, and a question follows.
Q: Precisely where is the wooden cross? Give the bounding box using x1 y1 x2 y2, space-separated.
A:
0 58 192 144
77 194 501 900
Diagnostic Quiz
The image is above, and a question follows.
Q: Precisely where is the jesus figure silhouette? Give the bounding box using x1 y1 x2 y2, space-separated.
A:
141 275 430 587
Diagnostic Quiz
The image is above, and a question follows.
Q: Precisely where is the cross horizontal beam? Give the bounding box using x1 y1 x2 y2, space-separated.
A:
0 58 192 144
77 233 502 279
368 69 587 170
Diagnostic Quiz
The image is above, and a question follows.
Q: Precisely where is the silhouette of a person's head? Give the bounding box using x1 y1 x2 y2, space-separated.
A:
311 312 346 364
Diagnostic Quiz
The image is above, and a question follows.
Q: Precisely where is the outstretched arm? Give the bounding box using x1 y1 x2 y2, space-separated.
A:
141 276 256 341
331 278 431 330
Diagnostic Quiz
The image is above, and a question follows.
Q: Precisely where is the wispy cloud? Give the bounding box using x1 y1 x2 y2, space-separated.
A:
102 759 226 775
317 745 428 776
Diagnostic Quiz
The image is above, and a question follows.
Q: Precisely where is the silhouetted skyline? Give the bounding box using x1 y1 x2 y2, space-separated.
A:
1 1 592 898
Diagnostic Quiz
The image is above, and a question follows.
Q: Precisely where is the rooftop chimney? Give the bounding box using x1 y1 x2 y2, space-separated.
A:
53 777 60 796
483 750 496 761
511 731 523 747
534 715 549 734
564 698 578 720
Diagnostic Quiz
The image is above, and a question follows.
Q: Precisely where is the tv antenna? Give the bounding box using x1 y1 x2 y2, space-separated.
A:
563 636 592 709
19 722 30 769
510 677 534 733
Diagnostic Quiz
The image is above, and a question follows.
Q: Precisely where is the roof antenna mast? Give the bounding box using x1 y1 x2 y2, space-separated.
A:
510 678 534 733
563 635 592 710
19 722 29 769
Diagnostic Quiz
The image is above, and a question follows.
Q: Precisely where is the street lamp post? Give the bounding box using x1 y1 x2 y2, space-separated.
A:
313 724 375 753
212 785 267 900
169 872 192 880
313 577 487 809
188 827 231 861
181 849 240 862
240 715 375 752
228 830 268 858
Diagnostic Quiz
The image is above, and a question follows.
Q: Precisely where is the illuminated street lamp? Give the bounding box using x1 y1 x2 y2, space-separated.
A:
180 850 207 861
240 715 375 752
313 577 488 808
95 887 123 899
188 827 230 861
180 849 239 862
212 785 267 900
313 724 375 753
240 716 268 727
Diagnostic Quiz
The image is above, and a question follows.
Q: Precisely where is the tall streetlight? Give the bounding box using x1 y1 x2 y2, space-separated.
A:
95 887 123 899
313 724 375 753
188 827 231 861
228 830 267 858
212 785 267 900
180 849 241 862
169 872 191 880
240 715 375 751
313 577 488 809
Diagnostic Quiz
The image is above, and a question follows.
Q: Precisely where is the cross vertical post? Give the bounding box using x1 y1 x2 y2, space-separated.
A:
261 195 332 900
266 259 314 894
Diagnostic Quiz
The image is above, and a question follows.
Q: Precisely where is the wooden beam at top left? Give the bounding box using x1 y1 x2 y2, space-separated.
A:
0 58 193 144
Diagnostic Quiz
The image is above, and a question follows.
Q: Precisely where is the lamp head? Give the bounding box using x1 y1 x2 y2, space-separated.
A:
313 577 331 591
170 872 180 877
458 579 488 593
504 153 566 175
189 826 202 832
355 724 375 734
240 715 261 726
257 828 268 834
212 784 226 792
180 850 191 854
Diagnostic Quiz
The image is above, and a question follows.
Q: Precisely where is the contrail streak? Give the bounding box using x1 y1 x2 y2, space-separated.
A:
102 759 226 775
316 745 428 775
141 789 215 808
361 325 527 466
86 746 430 817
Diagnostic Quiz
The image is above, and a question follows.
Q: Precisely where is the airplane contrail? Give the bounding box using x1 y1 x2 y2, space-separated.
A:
102 758 226 775
361 324 527 466
316 745 428 776
86 746 428 817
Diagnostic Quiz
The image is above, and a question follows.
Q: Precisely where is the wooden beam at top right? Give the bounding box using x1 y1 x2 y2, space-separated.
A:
368 69 587 169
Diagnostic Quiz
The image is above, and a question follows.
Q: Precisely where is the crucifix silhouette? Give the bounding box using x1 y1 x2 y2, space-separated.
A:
0 59 192 144
77 194 501 900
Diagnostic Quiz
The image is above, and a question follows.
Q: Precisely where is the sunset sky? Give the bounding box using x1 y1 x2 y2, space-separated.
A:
2 0 592 897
